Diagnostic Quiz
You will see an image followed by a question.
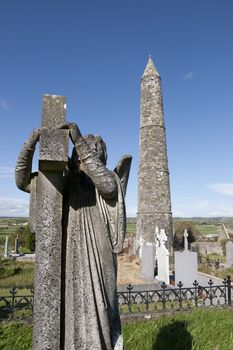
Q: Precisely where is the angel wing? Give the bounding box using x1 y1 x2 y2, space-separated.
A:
114 155 132 196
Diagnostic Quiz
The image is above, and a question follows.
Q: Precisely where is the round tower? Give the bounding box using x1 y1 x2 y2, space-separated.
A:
136 57 173 250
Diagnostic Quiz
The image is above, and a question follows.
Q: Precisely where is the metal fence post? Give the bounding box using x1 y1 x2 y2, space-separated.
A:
227 275 231 306
10 286 17 319
127 284 133 312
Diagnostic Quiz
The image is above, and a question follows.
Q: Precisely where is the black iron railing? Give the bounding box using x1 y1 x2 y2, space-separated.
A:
0 286 33 320
0 276 232 320
117 276 232 314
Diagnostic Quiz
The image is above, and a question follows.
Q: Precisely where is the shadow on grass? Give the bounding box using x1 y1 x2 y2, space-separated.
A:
0 300 33 320
153 320 192 350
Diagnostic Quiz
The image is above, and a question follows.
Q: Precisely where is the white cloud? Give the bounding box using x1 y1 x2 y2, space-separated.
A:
182 72 194 80
172 209 185 217
209 210 233 216
0 99 9 111
0 197 29 217
0 166 14 178
209 183 233 196
193 200 209 209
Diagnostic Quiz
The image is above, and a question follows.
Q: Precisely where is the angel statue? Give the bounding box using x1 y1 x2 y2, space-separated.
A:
15 122 132 350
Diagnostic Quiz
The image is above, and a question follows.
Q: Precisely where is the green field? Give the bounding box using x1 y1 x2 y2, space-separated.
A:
126 222 136 235
195 224 219 235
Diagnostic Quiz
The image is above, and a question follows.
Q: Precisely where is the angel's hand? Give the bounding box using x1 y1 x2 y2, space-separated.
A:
57 122 82 144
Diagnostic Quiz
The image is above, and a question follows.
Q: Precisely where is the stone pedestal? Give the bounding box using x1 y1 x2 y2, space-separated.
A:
32 95 69 350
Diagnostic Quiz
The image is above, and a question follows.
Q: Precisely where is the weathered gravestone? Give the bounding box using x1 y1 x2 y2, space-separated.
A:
14 235 19 254
15 95 131 349
175 230 198 287
4 236 9 258
141 243 156 280
226 241 233 267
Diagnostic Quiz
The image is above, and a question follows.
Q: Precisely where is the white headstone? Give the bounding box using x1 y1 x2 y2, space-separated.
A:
4 236 9 258
156 229 169 285
141 243 156 280
226 241 233 267
175 250 198 288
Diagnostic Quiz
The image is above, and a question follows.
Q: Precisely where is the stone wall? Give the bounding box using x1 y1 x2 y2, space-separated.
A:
190 242 223 256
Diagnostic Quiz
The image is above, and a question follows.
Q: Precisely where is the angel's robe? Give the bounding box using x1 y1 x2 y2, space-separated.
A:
15 130 131 350
63 142 127 350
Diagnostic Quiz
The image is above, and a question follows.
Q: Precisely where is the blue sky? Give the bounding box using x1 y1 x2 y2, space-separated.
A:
0 0 233 217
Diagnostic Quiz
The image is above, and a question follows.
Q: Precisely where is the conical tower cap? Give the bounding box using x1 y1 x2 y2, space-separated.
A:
142 56 160 78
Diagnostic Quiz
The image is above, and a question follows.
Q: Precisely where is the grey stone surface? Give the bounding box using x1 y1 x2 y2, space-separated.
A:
34 95 68 350
28 175 37 233
39 128 69 170
63 133 131 350
15 94 68 350
175 251 198 288
14 235 19 254
141 244 156 280
190 241 223 256
226 241 233 267
15 95 132 350
34 171 64 350
136 57 173 252
41 94 66 127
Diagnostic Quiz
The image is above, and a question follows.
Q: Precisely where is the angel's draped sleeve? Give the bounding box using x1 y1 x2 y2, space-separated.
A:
15 130 38 193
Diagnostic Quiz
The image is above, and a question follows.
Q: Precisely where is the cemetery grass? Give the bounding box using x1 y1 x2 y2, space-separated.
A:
0 259 34 288
0 322 32 350
198 265 233 280
1 309 233 349
123 308 233 350
126 222 136 235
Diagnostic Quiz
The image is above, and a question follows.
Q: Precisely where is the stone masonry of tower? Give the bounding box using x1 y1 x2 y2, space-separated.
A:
136 57 173 250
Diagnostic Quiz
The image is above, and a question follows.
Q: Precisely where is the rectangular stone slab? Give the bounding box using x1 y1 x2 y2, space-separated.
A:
42 94 66 127
39 128 69 170
39 95 69 170
33 94 68 350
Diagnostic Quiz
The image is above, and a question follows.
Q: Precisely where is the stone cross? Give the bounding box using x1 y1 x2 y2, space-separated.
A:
4 236 9 258
156 229 169 284
157 228 167 245
33 95 69 350
184 229 189 251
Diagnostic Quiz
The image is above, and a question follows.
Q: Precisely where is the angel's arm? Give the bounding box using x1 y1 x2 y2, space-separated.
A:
69 123 117 199
15 129 39 193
